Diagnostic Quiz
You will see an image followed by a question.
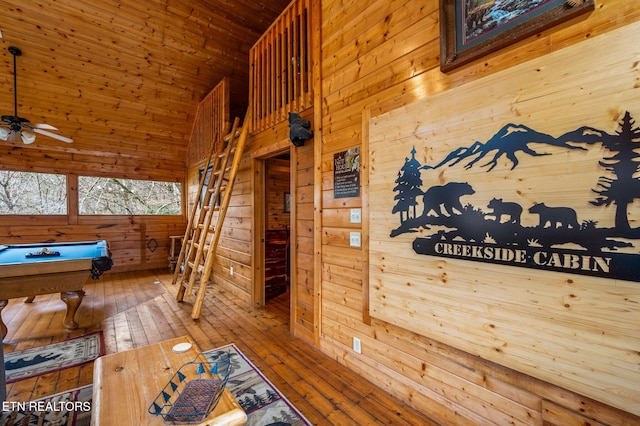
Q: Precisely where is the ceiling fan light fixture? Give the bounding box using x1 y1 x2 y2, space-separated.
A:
20 130 36 144
0 46 73 144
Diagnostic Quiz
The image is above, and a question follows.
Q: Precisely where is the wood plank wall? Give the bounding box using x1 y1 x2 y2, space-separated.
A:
291 131 315 343
317 0 640 424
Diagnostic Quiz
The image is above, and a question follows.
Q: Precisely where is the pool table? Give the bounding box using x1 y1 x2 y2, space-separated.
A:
0 240 113 338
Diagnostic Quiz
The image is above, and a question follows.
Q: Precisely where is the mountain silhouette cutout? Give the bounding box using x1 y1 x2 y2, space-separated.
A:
422 123 613 171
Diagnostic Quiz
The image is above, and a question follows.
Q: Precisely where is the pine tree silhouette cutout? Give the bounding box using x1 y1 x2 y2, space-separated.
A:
392 147 423 223
591 111 640 231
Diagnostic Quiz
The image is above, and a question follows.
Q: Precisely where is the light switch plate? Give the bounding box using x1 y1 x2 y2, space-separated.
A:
350 208 362 223
350 232 361 247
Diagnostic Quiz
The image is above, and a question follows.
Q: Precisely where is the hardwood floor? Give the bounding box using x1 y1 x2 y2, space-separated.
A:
2 269 437 425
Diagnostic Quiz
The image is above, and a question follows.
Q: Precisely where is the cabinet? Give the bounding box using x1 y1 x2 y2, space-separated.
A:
264 230 289 299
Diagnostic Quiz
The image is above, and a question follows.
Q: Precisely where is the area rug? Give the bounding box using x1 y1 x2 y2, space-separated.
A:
1 340 309 426
4 332 104 384
0 384 92 426
203 344 312 426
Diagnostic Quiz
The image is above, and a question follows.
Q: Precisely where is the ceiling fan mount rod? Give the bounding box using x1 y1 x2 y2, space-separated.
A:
8 46 22 120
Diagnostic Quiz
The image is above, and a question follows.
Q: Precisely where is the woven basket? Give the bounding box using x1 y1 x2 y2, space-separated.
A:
148 352 231 424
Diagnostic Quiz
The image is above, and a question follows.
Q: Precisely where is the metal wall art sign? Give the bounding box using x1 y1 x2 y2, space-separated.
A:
390 114 640 283
369 23 640 414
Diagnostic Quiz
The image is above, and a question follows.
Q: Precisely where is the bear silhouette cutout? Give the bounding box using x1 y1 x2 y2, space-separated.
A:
487 198 522 225
528 202 580 229
422 182 475 217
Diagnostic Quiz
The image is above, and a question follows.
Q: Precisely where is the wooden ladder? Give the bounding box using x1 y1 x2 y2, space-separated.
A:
172 110 250 319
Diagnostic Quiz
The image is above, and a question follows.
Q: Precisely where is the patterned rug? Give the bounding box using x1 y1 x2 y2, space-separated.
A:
0 385 92 426
4 332 104 384
203 344 311 426
1 342 310 426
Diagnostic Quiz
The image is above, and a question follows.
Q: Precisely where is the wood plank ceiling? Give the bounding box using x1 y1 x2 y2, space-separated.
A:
0 0 290 172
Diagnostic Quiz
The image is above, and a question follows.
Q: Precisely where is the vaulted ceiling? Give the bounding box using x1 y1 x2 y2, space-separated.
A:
0 0 291 167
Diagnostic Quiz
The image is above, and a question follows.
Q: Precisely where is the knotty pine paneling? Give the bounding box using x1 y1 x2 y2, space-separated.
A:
0 0 292 163
318 0 640 424
293 136 315 342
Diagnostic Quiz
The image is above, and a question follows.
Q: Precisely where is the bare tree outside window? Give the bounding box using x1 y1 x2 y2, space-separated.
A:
79 177 181 215
0 172 181 216
0 171 67 214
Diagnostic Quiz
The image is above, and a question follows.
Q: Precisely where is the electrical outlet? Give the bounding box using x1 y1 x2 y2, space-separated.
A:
350 208 362 224
349 232 361 247
230 265 234 276
353 337 361 354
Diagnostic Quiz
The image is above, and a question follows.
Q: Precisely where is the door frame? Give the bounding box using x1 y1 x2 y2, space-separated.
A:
251 139 295 330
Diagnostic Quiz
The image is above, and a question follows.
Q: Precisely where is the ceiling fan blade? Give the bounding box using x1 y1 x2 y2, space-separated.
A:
32 128 74 143
32 123 59 131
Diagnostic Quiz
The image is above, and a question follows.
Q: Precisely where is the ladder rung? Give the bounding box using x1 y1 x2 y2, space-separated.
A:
223 130 240 142
186 262 206 274
197 206 220 218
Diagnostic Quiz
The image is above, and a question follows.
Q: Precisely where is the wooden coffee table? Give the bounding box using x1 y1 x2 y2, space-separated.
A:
92 336 247 425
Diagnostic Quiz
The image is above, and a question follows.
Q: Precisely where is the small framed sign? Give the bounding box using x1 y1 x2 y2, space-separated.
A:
334 148 360 198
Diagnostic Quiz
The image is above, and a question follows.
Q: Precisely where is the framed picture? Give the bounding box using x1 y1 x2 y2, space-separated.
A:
284 193 291 213
440 0 595 72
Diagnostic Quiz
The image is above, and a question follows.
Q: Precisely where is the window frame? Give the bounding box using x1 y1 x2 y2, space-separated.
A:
0 171 184 224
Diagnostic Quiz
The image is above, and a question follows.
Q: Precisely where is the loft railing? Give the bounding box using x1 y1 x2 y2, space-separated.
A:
186 78 230 166
249 0 315 133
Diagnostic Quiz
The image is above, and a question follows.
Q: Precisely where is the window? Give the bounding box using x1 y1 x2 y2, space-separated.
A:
79 177 182 215
0 171 67 214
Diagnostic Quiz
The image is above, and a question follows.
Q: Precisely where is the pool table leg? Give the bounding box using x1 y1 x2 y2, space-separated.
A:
61 290 83 330
0 300 6 338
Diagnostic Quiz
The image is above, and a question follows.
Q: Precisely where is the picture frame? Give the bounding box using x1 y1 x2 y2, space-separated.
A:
284 193 291 213
439 0 595 72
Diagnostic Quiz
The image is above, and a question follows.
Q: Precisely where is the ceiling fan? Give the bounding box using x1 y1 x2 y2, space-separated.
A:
0 46 73 144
